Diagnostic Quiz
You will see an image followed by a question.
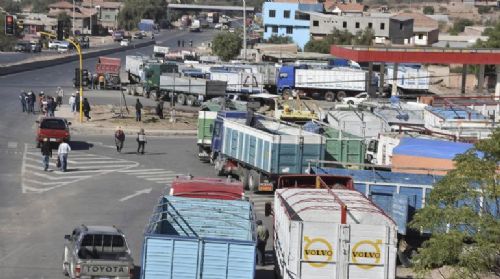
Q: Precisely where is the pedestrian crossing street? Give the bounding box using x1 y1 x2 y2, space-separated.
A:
116 169 183 185
21 143 140 194
246 192 274 216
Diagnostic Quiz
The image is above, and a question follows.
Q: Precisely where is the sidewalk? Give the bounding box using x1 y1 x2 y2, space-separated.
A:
57 104 197 137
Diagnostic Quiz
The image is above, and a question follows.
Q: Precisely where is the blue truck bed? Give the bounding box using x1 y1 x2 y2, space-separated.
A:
141 196 256 279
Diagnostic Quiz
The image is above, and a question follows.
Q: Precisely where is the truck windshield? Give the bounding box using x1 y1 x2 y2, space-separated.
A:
40 119 66 130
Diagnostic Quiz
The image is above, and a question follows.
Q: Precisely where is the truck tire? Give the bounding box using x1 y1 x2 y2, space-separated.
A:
336 91 347 101
325 91 335 102
282 89 291 100
239 167 250 190
248 170 261 192
186 95 196 106
177 93 186 105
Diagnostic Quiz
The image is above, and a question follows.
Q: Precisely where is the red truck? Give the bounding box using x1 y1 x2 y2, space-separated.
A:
95 56 121 89
169 175 244 200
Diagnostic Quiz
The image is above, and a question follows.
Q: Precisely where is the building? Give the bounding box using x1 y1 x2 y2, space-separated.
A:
48 1 97 35
20 13 57 34
308 12 414 45
81 0 122 29
397 12 439 46
262 1 324 49
325 1 365 15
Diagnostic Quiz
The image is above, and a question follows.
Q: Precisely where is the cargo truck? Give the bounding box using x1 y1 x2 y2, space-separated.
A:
277 65 371 102
140 195 256 279
385 64 430 96
211 114 325 191
209 66 264 94
125 55 152 84
153 45 169 59
95 56 121 89
158 73 227 105
269 187 398 279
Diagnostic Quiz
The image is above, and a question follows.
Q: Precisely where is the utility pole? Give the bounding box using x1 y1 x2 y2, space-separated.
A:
89 0 93 35
243 0 247 60
72 0 75 35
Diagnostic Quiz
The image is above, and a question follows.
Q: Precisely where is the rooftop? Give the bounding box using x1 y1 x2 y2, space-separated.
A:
397 12 438 29
81 0 123 9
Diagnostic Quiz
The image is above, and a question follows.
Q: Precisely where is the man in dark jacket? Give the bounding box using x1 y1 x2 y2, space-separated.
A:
40 138 52 171
156 100 164 119
135 99 143 122
256 220 269 266
83 98 91 120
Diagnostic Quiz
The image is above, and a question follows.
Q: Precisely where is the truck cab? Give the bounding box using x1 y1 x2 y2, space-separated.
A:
63 225 134 279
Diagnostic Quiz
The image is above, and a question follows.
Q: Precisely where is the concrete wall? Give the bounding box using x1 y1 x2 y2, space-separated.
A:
388 18 413 44
310 13 391 37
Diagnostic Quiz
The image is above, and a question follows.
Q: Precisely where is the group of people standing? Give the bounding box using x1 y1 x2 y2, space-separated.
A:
19 87 64 116
135 98 164 121
114 127 147 154
68 92 92 120
40 139 71 172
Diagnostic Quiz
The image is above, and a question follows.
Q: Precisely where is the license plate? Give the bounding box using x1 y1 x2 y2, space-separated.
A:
258 183 273 192
49 138 57 142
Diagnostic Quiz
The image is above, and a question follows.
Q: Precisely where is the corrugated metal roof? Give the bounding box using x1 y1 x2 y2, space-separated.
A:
276 188 395 226
146 196 255 241
427 107 488 120
393 137 474 159
326 109 389 138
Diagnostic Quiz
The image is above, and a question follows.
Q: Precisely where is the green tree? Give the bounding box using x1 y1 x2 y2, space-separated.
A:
211 31 242 61
409 128 500 278
423 6 435 15
0 0 21 13
57 12 72 38
305 28 369 53
476 21 500 48
118 0 167 30
353 27 374 46
265 34 293 44
449 18 474 35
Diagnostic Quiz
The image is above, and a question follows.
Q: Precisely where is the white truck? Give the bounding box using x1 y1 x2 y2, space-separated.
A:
270 188 397 279
153 45 169 59
366 133 404 166
209 67 264 94
125 55 149 84
385 65 429 95
189 19 201 32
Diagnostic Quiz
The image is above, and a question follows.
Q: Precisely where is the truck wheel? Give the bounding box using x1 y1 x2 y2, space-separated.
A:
186 95 196 106
282 89 291 100
248 170 261 192
325 91 335 102
177 93 186 105
239 168 250 190
336 91 347 101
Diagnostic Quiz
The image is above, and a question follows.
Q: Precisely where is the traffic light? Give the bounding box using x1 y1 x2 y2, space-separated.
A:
57 20 64 41
5 15 14 35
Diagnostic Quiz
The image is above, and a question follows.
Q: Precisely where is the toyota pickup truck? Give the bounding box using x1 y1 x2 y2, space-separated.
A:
62 225 134 279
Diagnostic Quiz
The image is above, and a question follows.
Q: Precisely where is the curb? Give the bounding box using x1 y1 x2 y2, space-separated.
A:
0 40 155 76
71 125 197 137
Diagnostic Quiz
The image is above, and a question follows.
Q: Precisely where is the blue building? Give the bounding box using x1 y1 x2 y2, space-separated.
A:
262 1 324 49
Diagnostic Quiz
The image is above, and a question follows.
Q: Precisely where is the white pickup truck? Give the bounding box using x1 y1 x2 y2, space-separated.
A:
62 225 134 279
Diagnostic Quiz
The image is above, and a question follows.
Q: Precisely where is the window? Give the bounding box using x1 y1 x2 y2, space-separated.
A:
355 22 360 28
286 26 293 34
272 26 278 33
313 20 319 27
284 10 290 18
380 23 385 30
343 21 347 28
400 23 404 30
418 34 423 39
295 11 309 20
269 9 276 18
368 22 372 28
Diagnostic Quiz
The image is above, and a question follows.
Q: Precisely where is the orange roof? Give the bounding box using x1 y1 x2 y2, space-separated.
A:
397 12 438 29
48 1 74 9
333 2 365 12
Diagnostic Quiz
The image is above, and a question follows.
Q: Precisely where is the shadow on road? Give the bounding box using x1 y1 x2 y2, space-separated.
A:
70 141 94 150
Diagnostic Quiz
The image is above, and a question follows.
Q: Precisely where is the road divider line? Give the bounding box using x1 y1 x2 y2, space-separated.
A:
119 188 152 202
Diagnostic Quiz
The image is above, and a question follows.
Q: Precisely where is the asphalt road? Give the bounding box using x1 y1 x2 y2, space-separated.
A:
0 28 275 279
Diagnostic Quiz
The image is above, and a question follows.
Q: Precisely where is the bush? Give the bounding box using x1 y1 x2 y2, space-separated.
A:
423 6 435 15
265 35 293 44
211 32 242 61
478 6 491 14
449 19 474 35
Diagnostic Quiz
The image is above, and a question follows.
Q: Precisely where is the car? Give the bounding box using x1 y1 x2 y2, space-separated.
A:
120 39 129 46
48 40 65 49
14 41 31 52
214 23 223 29
133 32 143 39
342 92 369 105
57 45 69 53
36 117 71 147
30 42 41 53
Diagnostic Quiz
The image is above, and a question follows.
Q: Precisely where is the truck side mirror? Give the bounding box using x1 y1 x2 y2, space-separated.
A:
264 202 272 217
64 234 71 240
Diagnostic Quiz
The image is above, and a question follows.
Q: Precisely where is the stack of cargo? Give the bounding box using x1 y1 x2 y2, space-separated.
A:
391 137 474 175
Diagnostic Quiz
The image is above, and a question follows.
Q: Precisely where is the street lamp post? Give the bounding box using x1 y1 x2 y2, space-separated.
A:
243 0 246 60
72 0 75 35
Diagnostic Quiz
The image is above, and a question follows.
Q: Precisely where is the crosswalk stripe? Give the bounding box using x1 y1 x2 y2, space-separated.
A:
117 169 165 173
67 160 125 164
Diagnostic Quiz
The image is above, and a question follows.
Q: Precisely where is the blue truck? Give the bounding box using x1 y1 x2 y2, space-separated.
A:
310 166 443 235
141 195 256 279
211 113 325 192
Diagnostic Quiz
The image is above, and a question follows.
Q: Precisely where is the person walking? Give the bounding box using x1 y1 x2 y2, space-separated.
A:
47 97 55 117
19 91 27 112
156 100 164 119
83 98 91 120
38 91 45 113
136 128 146 154
256 220 269 266
27 91 35 114
88 72 93 89
56 86 64 107
57 139 71 172
98 74 105 90
114 126 125 152
40 138 52 171
135 99 143 122
69 94 76 113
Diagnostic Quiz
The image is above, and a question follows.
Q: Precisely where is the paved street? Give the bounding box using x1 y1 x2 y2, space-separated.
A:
0 28 275 279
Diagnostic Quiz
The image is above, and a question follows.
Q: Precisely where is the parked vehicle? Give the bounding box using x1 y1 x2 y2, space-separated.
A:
209 66 265 94
385 64 429 95
62 224 134 279
277 65 373 102
140 194 256 279
211 113 325 191
207 12 219 24
158 73 227 106
138 19 155 32
120 39 130 46
152 45 169 59
95 56 121 89
36 117 71 147
189 19 201 32
133 32 144 39
270 187 397 279
30 42 42 52
112 30 125 42
342 92 369 105
48 40 64 49
169 175 244 200
14 41 31 52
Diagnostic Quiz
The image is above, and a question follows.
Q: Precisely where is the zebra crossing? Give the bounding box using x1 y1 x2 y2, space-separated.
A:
21 143 139 194
116 168 183 185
